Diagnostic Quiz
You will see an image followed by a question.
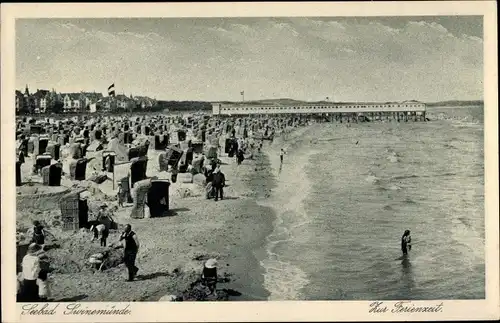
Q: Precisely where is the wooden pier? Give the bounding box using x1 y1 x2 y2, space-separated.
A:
212 101 427 122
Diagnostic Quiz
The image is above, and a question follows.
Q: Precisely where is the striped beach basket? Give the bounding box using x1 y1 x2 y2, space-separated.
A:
131 179 152 219
41 166 51 186
59 192 80 231
158 152 169 172
69 160 78 180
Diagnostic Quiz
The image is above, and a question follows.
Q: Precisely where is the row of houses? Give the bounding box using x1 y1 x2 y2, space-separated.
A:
16 85 157 114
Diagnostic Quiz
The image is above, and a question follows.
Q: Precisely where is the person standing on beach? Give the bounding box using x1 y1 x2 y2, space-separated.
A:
117 181 125 207
201 258 218 297
119 224 140 281
171 165 179 183
212 167 226 202
91 222 109 247
401 230 412 256
30 221 47 246
29 220 56 248
37 256 51 301
20 243 42 301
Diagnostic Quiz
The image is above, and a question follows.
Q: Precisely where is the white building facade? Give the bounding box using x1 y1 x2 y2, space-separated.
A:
212 101 426 116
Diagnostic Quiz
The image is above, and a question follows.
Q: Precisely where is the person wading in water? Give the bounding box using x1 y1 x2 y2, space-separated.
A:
280 148 286 165
118 224 140 281
401 230 412 256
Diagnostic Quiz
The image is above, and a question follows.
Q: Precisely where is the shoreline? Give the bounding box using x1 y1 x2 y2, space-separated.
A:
16 131 283 301
201 149 278 301
256 124 321 300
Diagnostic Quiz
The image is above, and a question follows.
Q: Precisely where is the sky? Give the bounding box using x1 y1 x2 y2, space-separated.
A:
16 16 483 102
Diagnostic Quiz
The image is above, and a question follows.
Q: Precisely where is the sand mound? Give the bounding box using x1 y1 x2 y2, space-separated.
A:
16 183 67 195
45 229 124 274
16 182 70 212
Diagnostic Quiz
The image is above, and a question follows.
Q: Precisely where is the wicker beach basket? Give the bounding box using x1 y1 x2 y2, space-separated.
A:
41 166 51 186
130 179 152 219
59 192 80 231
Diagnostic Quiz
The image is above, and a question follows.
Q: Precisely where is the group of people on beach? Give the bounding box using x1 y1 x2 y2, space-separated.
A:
16 111 416 302
18 221 55 301
89 223 140 282
18 221 142 302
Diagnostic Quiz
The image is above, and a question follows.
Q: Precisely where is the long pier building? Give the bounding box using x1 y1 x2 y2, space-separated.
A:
212 100 427 122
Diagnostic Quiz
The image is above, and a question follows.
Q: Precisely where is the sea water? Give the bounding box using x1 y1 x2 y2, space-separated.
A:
260 106 485 300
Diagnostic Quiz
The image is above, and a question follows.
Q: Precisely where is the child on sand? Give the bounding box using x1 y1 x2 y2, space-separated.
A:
117 182 125 207
29 221 56 248
201 258 218 297
37 267 51 301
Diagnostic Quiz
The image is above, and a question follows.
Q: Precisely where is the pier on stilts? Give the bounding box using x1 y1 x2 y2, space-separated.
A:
211 100 427 123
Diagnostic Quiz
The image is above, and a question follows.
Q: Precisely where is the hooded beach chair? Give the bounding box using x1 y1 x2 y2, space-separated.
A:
130 179 152 219
41 165 51 186
158 152 169 172
16 161 22 186
59 190 89 231
130 156 148 188
35 154 52 173
45 142 60 161
147 179 170 217
48 163 63 186
102 151 116 172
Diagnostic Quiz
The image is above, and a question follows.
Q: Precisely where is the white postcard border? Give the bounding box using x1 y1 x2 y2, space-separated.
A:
1 2 498 322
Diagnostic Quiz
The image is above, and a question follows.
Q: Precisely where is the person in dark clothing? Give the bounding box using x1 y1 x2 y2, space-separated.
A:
201 258 218 296
31 221 46 245
91 223 109 247
30 221 55 246
205 166 215 199
119 224 140 281
236 149 245 165
170 165 179 183
210 158 219 171
20 243 42 302
18 151 25 164
401 230 412 255
279 148 286 165
212 168 225 202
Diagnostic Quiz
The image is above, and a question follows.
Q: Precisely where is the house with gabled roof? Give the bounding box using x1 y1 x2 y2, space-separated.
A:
61 93 82 113
115 94 135 110
15 90 24 113
32 89 51 113
80 91 104 110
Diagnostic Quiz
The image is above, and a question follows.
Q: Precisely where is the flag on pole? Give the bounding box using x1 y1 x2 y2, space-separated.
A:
108 83 116 97
240 91 244 96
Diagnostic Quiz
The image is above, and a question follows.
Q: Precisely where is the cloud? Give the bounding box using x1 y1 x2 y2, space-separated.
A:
16 18 483 102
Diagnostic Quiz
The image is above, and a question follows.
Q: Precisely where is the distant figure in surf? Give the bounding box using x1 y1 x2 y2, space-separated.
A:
280 148 286 165
401 230 412 256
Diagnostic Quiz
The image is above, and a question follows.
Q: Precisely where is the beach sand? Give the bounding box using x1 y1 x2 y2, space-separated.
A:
16 130 298 301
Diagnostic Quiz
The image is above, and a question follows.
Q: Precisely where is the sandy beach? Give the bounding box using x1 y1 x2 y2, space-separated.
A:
15 105 485 302
15 122 303 302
